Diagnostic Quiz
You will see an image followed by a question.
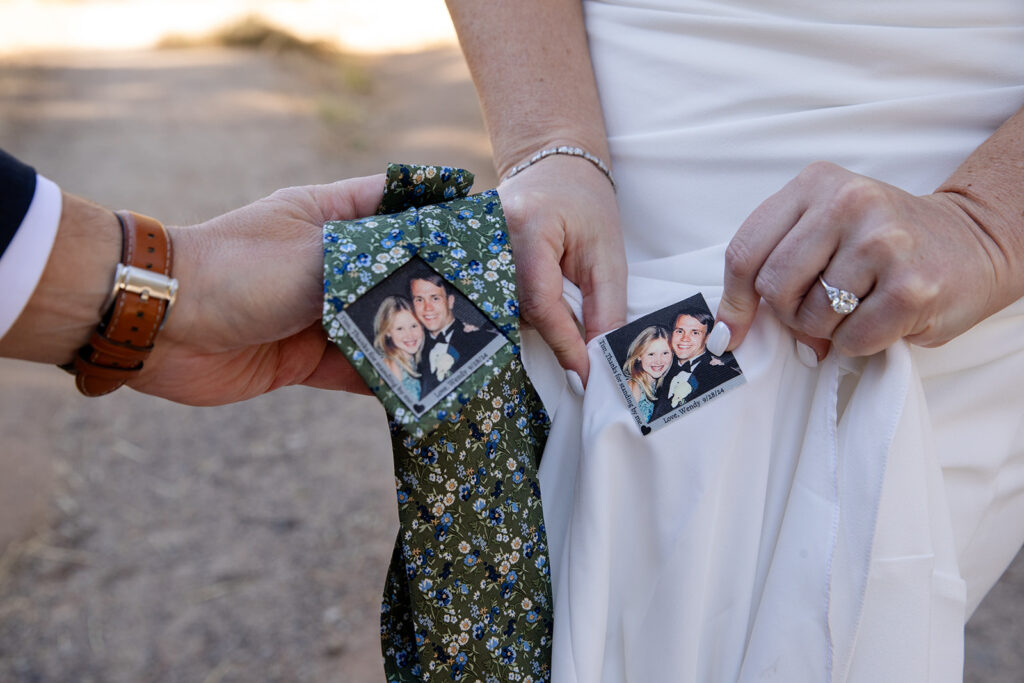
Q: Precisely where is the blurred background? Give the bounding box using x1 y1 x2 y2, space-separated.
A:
0 1 1021 681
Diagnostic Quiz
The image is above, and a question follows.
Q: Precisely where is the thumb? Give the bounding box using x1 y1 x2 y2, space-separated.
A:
715 264 762 353
311 173 386 222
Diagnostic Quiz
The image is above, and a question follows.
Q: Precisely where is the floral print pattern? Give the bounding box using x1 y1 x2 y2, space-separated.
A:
322 164 553 682
323 165 521 438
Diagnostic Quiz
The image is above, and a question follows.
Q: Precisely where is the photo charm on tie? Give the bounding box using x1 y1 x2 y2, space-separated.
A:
599 293 746 435
334 257 509 417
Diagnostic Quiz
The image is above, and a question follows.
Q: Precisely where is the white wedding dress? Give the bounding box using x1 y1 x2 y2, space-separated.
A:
522 1 1024 681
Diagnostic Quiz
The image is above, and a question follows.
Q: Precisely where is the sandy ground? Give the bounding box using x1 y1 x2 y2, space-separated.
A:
0 40 1022 683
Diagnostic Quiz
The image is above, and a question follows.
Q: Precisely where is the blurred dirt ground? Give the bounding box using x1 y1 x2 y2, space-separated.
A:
0 32 1022 683
0 42 493 683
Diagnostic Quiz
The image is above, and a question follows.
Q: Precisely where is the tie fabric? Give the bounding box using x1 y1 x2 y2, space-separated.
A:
322 163 554 682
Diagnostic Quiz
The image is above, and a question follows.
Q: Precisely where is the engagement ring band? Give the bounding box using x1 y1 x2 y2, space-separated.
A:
819 275 859 315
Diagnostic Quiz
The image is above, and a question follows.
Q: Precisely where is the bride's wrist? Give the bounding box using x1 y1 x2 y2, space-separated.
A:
494 133 612 181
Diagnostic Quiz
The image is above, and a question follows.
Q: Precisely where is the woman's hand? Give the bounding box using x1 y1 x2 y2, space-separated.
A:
446 0 624 381
129 175 385 405
715 160 1024 359
498 155 627 382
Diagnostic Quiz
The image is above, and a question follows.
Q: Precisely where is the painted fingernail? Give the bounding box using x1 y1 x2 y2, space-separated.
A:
565 370 585 397
706 321 731 357
796 340 818 368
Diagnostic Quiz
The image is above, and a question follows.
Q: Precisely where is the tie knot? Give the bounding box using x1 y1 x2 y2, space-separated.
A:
680 360 692 372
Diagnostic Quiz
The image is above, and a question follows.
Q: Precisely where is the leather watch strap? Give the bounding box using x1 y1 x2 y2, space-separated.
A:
72 211 176 396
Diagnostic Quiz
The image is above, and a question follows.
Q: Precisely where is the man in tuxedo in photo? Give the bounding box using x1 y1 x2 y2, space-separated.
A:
651 305 740 420
408 272 495 395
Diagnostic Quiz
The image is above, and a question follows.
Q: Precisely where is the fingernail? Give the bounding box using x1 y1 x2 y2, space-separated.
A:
706 321 731 356
565 370 585 397
796 340 818 368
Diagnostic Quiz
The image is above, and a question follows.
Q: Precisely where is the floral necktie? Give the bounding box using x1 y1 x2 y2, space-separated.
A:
322 164 553 682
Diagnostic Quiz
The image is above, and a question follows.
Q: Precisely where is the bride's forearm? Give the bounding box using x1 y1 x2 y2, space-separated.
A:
936 104 1024 305
445 0 612 176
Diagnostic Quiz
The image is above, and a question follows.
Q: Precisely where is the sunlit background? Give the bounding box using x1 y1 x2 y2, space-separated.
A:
0 1 1022 681
0 0 457 54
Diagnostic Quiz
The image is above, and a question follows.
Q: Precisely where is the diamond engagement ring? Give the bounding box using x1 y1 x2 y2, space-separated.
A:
819 275 859 315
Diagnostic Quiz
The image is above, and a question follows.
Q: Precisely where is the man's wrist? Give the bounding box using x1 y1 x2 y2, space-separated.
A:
0 192 121 363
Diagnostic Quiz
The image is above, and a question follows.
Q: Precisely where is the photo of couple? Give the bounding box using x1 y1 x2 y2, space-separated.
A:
340 258 507 414
604 294 744 432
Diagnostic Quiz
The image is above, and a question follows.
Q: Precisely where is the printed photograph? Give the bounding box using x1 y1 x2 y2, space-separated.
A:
336 257 508 416
600 293 745 434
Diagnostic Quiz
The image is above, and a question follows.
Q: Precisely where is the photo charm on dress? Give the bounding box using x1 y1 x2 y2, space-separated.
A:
600 293 746 434
334 257 509 417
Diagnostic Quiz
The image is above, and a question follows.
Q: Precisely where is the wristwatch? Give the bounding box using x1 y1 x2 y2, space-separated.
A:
66 210 178 396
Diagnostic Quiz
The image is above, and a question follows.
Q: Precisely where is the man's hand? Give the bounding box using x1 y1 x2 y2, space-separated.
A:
125 175 384 404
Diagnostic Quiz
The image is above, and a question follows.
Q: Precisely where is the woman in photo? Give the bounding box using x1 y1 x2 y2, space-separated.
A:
621 325 672 423
373 295 424 400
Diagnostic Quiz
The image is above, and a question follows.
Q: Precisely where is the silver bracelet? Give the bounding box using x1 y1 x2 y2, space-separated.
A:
503 145 616 190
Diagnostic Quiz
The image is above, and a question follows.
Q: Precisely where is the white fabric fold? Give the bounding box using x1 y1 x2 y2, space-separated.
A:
526 282 963 682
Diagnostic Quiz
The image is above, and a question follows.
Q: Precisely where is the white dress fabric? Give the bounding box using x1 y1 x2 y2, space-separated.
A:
522 1 1024 681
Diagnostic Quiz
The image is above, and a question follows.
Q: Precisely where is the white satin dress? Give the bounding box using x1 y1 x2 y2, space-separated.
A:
521 1 1024 681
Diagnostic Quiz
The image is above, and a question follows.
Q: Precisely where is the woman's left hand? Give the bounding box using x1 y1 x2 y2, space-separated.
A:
715 159 1024 359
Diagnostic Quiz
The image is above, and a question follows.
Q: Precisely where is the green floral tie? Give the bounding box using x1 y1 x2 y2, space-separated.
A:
322 164 553 682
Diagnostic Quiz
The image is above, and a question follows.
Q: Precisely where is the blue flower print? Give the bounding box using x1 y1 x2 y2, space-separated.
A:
434 588 453 607
323 164 553 683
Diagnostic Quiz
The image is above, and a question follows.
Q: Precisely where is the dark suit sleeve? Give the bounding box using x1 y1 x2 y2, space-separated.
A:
452 325 497 362
0 148 38 259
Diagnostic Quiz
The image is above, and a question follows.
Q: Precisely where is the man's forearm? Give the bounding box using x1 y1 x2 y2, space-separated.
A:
446 0 612 175
0 192 121 363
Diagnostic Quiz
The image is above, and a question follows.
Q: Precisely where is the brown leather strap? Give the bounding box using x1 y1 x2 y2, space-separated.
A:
73 211 174 396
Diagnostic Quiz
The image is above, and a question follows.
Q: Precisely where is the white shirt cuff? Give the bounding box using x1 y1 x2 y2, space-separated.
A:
0 174 62 340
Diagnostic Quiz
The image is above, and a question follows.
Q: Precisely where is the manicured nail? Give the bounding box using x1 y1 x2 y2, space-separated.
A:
796 340 818 368
706 321 731 356
565 370 585 397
